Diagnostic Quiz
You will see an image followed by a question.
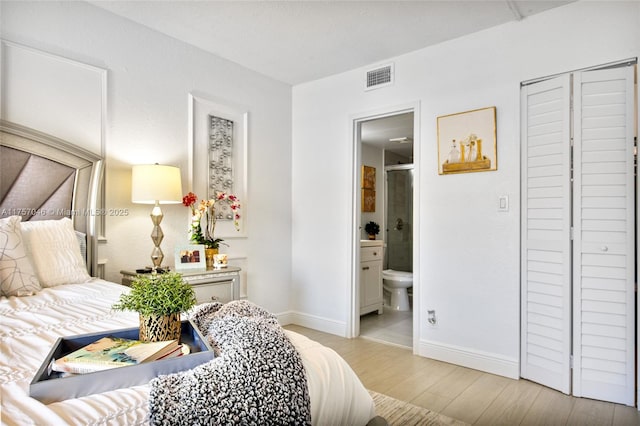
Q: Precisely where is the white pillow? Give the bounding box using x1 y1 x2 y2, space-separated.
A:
0 215 42 297
20 218 90 287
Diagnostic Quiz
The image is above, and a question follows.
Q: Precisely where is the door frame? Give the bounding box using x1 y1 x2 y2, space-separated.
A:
348 101 421 354
636 63 640 410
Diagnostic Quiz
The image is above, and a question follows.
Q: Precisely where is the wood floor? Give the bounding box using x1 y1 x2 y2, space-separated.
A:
285 325 640 426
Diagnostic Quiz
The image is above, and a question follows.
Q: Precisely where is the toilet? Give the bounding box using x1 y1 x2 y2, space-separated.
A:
382 269 413 311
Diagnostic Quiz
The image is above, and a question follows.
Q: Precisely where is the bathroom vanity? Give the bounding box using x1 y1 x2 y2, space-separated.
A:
360 240 383 315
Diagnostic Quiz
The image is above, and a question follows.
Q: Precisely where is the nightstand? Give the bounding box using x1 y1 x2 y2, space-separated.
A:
120 267 241 304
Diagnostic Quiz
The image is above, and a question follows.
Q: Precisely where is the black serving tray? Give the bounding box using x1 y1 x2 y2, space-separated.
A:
30 319 214 403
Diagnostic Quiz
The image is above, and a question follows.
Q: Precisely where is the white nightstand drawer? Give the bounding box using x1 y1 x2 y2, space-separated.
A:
193 280 233 304
361 246 382 262
120 267 241 303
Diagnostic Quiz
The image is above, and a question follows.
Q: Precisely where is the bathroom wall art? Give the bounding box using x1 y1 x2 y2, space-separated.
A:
362 165 376 189
437 106 497 175
362 188 375 212
361 165 376 212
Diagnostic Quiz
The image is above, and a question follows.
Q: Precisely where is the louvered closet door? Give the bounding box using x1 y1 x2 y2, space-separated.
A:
572 67 635 406
520 75 572 394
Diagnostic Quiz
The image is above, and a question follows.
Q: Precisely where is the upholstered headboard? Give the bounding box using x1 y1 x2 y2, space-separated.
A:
0 120 103 276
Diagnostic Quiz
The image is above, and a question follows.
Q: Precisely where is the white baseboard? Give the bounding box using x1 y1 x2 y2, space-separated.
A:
276 310 347 337
419 339 519 379
276 311 295 326
276 313 519 379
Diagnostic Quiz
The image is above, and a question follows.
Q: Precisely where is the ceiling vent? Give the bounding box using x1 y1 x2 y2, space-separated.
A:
365 63 394 91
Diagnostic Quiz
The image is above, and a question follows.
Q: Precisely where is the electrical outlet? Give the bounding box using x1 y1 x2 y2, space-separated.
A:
427 310 437 326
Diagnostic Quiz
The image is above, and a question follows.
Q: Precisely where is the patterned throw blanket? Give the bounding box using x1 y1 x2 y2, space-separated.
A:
148 301 311 425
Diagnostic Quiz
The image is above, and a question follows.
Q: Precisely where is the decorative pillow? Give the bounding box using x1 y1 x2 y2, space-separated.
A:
20 218 90 287
0 216 42 297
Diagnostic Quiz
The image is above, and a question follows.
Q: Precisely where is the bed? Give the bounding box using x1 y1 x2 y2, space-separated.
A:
0 121 377 425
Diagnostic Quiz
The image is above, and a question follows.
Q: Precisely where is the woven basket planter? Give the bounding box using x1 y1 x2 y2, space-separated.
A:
139 313 181 342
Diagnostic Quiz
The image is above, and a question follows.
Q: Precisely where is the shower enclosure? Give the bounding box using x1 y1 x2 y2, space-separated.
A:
385 166 413 272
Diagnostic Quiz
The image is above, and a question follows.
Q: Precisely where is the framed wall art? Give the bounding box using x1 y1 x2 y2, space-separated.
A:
188 93 248 238
362 165 376 189
437 106 497 175
361 188 376 212
361 165 376 212
174 244 206 271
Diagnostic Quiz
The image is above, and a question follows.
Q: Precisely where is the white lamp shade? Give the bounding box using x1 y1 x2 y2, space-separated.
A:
131 164 182 204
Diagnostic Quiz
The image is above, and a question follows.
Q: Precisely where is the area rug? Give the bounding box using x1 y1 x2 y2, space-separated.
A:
369 390 469 426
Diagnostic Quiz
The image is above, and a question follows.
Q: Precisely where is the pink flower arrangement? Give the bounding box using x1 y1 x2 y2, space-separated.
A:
182 191 240 249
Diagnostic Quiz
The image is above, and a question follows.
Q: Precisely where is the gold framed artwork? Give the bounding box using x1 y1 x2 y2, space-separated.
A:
362 165 376 189
361 165 376 212
437 106 497 175
362 188 376 212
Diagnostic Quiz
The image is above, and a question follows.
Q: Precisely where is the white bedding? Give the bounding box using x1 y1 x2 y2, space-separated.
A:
0 280 375 425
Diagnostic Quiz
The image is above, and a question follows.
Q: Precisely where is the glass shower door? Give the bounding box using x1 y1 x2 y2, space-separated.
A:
385 167 413 272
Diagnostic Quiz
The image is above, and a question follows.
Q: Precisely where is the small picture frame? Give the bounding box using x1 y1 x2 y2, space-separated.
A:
174 244 206 271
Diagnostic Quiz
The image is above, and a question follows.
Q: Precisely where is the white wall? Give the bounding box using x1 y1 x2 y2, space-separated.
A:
1 1 293 315
1 40 105 157
292 1 640 377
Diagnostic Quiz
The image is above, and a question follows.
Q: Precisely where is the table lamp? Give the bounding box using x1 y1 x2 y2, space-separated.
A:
131 164 182 270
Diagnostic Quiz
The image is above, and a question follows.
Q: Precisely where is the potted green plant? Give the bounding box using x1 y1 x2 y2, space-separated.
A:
364 221 380 240
112 272 197 342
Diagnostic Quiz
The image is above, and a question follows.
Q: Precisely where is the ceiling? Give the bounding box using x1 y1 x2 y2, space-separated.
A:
91 0 573 161
91 0 574 86
361 113 415 161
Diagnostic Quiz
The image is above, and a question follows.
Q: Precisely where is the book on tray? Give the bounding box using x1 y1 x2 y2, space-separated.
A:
52 336 183 374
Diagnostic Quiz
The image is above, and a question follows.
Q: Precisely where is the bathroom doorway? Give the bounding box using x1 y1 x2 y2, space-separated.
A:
350 105 419 351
